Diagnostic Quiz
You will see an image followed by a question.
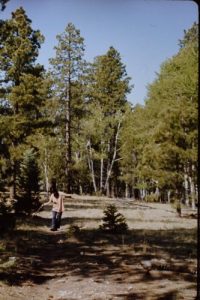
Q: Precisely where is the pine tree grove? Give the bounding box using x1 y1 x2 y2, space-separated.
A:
0 7 198 213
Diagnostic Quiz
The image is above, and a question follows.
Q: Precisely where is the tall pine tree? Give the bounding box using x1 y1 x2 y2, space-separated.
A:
0 7 45 201
49 22 85 192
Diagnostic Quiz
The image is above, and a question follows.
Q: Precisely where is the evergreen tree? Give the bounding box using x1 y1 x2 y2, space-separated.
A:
16 148 40 213
144 22 198 204
100 204 128 233
120 23 198 203
0 7 45 200
119 104 147 199
49 22 85 192
83 47 132 195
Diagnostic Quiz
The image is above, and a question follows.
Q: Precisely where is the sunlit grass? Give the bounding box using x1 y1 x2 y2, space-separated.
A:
0 200 197 295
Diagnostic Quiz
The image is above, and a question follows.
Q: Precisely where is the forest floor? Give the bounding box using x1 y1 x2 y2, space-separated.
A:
0 196 197 300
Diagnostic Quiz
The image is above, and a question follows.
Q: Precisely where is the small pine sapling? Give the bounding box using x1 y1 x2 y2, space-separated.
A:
100 204 128 233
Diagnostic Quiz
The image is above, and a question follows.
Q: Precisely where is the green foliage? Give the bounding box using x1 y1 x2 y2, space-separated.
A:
119 104 146 186
89 46 132 113
15 148 40 213
0 194 15 214
81 47 132 195
0 8 198 203
145 193 160 203
49 22 86 192
100 204 128 233
0 7 44 84
120 23 198 200
68 224 81 237
179 22 198 49
0 7 47 200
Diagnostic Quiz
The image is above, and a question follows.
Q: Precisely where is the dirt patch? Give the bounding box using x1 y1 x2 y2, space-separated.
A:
0 197 197 299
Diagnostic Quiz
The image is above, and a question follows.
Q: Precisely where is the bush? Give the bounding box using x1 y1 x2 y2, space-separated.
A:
145 193 159 202
0 213 16 231
15 148 40 214
68 224 81 237
14 194 40 214
171 199 182 217
100 204 128 233
0 193 15 214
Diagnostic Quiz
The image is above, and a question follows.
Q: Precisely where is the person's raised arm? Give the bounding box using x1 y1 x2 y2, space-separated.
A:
59 191 71 198
42 195 52 207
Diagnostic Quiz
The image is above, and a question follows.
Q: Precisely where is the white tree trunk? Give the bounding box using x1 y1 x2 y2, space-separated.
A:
140 188 146 200
100 140 104 193
86 140 97 193
79 184 83 195
184 172 189 206
43 148 49 199
167 190 171 203
125 183 129 198
104 120 121 191
188 176 196 210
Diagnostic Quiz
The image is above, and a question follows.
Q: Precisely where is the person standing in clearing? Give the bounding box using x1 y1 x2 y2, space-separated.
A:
42 181 66 231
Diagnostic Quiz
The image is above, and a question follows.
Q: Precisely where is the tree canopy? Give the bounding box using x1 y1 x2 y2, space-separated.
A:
0 6 198 213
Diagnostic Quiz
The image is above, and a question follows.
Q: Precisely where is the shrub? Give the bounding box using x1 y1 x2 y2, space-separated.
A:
100 204 128 233
15 148 40 213
145 193 159 202
0 193 15 214
68 224 81 237
0 213 16 231
171 199 182 217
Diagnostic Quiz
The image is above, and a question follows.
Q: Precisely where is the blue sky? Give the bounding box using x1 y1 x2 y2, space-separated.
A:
1 0 198 105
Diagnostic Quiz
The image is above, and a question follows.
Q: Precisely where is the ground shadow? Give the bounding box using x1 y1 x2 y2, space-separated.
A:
0 214 197 292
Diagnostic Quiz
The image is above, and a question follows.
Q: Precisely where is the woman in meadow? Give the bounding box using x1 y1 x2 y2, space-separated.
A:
42 180 67 231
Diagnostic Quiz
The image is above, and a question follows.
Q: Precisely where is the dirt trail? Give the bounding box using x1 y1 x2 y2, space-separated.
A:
0 197 197 300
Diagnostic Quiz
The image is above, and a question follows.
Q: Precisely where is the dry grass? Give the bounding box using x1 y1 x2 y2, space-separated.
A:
0 196 197 300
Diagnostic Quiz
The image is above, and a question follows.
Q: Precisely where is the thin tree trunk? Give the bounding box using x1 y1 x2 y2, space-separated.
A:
65 70 72 193
125 183 129 198
106 180 110 197
184 172 189 206
188 163 196 210
74 151 83 195
9 160 17 200
188 175 196 209
104 120 121 191
100 139 104 193
9 92 19 201
111 181 115 198
43 148 49 199
9 185 14 201
79 183 83 195
140 188 146 201
86 140 97 193
155 186 160 201
100 157 104 193
131 185 135 200
167 190 171 203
